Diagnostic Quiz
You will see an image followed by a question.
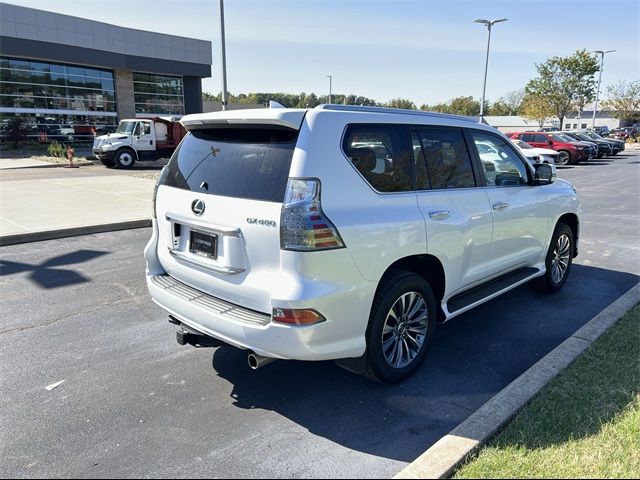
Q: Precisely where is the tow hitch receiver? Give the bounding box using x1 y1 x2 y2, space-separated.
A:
170 316 227 348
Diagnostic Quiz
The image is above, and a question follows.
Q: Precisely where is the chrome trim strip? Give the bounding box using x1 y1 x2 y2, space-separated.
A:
168 249 245 275
165 213 242 238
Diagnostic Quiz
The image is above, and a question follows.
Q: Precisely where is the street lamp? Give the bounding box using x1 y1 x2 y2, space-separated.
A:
591 50 615 131
327 75 333 104
218 0 229 111
474 18 508 121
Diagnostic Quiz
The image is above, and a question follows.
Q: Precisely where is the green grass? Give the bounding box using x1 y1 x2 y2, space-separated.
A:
454 305 640 479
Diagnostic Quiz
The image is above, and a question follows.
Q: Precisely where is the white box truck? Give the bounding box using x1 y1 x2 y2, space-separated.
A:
93 116 186 169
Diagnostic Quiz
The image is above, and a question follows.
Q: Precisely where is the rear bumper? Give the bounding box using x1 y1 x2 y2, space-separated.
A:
147 273 374 361
144 220 376 361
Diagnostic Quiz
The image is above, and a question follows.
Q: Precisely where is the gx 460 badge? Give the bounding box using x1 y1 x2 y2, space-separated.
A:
246 218 277 228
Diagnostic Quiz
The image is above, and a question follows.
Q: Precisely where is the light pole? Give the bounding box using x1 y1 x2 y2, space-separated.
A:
591 50 615 131
474 18 507 121
327 75 332 104
218 0 229 110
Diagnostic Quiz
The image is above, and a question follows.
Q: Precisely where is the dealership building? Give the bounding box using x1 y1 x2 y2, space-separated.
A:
0 2 212 140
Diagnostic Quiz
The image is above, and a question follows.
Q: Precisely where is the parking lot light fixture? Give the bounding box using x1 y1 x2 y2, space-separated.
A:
474 18 508 121
218 0 228 111
591 50 616 131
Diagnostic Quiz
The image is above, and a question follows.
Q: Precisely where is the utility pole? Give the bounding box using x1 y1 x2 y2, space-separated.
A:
218 0 228 110
591 50 615 130
327 75 332 104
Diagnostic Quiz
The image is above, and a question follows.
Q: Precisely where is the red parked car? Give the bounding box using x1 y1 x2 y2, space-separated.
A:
509 132 591 165
611 127 639 141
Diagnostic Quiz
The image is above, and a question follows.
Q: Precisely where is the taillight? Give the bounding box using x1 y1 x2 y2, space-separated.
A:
272 308 325 325
280 178 345 251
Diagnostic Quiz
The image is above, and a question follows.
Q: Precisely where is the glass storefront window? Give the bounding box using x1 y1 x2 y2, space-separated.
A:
133 72 184 115
0 56 118 144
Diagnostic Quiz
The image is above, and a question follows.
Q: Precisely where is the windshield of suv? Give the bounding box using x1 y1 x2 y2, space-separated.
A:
512 139 534 149
116 121 137 135
162 127 298 202
588 132 605 140
575 132 595 142
552 134 574 143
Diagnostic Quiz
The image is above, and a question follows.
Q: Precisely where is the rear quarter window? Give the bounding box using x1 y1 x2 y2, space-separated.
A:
162 127 298 202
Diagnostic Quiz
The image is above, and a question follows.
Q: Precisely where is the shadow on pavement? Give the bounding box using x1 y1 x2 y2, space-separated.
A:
0 249 110 288
209 264 638 463
581 161 612 166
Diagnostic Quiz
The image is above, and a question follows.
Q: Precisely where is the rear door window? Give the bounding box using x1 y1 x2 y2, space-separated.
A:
343 124 413 192
162 127 298 202
414 128 476 189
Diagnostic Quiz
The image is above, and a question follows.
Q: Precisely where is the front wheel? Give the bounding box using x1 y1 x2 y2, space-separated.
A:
115 149 136 169
99 157 116 168
557 150 571 165
363 271 437 384
533 223 574 293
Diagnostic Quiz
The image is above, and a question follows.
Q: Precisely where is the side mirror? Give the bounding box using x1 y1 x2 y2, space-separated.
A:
534 163 554 185
547 140 553 145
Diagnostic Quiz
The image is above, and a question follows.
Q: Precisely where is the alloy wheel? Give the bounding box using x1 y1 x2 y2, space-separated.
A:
551 234 571 284
557 151 570 165
381 292 429 369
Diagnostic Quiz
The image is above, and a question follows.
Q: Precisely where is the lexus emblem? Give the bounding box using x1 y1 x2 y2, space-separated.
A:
191 199 205 216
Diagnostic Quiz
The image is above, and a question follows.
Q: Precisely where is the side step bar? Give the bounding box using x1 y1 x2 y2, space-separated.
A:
446 267 542 318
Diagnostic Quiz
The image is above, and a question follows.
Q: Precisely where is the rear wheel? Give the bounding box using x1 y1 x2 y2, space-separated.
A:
363 271 437 384
533 223 574 293
557 150 571 165
115 149 136 169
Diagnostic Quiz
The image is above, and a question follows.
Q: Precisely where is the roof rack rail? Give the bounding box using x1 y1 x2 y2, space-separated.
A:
314 104 477 123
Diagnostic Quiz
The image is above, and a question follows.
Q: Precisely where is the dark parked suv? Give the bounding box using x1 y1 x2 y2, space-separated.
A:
561 131 612 158
584 131 625 153
510 132 591 165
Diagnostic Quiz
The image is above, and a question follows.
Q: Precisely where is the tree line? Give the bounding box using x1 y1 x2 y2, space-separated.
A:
206 48 639 127
201 90 526 116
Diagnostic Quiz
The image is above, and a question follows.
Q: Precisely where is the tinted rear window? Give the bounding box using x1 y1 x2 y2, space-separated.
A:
162 127 298 202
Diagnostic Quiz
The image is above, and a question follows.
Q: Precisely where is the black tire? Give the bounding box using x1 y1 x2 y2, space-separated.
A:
100 157 116 168
557 150 571 165
533 223 574 293
363 270 437 384
115 149 136 169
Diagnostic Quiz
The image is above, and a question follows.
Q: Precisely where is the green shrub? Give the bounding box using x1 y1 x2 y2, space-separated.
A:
47 141 66 158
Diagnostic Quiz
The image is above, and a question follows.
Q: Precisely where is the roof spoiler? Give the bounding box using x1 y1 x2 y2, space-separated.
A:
180 109 306 131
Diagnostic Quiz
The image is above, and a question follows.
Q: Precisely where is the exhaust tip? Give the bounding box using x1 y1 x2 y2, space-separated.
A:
247 351 276 370
248 353 259 370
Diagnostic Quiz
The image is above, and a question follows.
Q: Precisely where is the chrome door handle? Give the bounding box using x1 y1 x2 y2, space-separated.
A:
429 210 450 220
492 202 509 210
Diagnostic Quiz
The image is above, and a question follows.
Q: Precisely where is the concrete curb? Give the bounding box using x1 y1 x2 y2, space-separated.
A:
394 282 640 480
0 219 151 246
0 161 95 170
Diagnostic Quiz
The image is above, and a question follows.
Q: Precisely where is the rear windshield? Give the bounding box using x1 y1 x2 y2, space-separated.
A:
162 127 298 202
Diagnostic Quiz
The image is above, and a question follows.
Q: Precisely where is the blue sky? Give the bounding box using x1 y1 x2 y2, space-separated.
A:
4 0 639 105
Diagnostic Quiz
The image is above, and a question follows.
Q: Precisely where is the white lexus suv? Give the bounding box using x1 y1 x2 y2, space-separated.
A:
145 105 580 383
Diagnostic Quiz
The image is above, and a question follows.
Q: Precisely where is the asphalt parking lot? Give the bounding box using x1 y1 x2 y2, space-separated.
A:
1 151 638 478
